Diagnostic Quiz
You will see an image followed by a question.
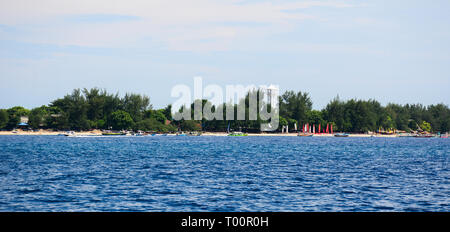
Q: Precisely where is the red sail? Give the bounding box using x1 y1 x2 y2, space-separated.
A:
331 124 333 134
326 124 329 133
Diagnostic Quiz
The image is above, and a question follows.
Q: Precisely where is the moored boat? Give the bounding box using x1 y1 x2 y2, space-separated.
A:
414 134 434 138
63 131 75 136
297 133 313 137
228 131 248 136
134 131 144 136
102 131 126 136
188 131 202 136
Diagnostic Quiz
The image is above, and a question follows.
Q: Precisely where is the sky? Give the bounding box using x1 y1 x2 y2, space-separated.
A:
1 0 449 110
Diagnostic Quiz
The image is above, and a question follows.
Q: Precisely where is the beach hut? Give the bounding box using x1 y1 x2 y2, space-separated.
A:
17 122 29 130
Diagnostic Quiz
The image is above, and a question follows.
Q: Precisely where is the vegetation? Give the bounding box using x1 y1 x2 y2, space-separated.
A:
0 88 449 133
4 106 30 130
108 110 134 130
0 109 8 129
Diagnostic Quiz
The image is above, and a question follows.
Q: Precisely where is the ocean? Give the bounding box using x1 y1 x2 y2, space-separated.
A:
0 135 448 211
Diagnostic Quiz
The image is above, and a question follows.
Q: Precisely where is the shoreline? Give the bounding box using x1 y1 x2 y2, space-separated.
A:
0 130 416 138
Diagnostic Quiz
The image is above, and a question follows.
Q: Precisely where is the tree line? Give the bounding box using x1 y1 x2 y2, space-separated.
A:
0 88 449 133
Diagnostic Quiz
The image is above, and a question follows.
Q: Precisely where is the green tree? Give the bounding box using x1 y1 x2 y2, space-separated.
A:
288 119 298 130
307 110 325 126
427 104 450 132
6 106 30 129
83 88 107 122
44 106 69 130
382 115 395 130
279 91 312 126
385 103 409 130
420 121 432 132
144 109 167 124
96 119 106 129
279 116 288 127
51 89 90 130
0 109 9 129
108 110 134 130
122 93 151 122
323 96 345 131
162 104 173 121
180 120 201 131
134 118 175 132
28 106 48 129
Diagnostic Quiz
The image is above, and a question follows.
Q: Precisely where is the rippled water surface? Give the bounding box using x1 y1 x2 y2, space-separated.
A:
0 135 448 211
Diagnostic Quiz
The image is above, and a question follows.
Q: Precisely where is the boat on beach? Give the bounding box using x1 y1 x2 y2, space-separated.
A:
176 131 201 136
176 132 187 136
188 131 202 136
296 123 326 137
228 131 248 136
63 131 75 136
102 130 126 136
134 131 144 136
414 134 434 138
102 132 126 136
297 133 313 137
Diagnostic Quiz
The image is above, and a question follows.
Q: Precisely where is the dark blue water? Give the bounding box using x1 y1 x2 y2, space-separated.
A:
0 135 448 212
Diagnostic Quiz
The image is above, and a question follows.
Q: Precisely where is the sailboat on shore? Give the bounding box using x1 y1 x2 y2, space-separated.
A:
297 124 313 137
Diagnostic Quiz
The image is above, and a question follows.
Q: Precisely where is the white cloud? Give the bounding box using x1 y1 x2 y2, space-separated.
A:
0 0 360 51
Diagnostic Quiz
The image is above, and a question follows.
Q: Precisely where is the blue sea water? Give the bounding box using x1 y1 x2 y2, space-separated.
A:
0 135 448 212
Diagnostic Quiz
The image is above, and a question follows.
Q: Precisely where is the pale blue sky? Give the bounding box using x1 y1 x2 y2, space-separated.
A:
0 0 449 109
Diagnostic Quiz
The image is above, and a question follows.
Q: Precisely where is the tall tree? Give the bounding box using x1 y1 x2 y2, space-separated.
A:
108 110 134 130
122 93 151 122
0 109 9 129
28 106 48 129
6 106 30 129
279 91 312 126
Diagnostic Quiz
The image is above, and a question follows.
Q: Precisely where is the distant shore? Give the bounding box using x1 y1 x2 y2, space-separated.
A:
0 130 103 136
0 130 406 137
